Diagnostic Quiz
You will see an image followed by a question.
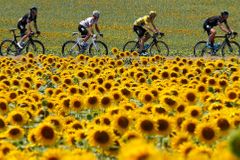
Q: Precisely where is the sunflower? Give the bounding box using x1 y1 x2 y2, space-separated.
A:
87 126 115 148
155 115 172 136
85 94 99 109
176 103 187 113
100 95 112 108
61 97 71 111
181 118 198 135
120 87 131 98
136 116 156 135
195 122 219 144
171 132 189 149
0 116 6 131
44 115 64 131
42 148 69 160
226 90 238 102
160 95 178 109
0 98 8 114
215 117 232 135
139 91 155 104
118 139 161 160
70 96 83 111
7 91 18 101
187 106 202 119
122 130 142 142
113 113 131 133
178 142 196 158
0 141 16 156
6 126 24 140
71 120 84 130
35 123 58 146
183 89 198 105
111 90 122 103
7 110 28 126
27 129 37 145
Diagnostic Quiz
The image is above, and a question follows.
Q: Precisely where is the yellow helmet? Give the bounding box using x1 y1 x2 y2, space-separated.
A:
149 11 157 18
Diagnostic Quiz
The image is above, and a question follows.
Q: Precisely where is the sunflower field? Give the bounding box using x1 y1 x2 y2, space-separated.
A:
0 49 239 160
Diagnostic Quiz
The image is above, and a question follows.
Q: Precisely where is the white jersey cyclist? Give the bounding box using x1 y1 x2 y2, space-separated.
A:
79 17 98 28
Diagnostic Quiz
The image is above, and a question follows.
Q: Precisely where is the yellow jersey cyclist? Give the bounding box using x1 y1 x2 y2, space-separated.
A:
17 6 40 49
78 10 103 49
203 11 233 53
133 11 164 55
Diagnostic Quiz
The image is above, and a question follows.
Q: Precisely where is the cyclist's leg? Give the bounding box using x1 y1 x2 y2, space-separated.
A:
135 26 147 53
78 25 89 42
209 28 216 48
17 23 27 48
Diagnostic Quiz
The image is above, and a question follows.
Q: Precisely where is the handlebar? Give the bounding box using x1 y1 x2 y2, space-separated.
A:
152 32 165 39
226 32 238 39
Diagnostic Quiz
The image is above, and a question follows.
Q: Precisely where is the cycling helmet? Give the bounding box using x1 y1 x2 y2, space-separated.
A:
93 10 100 18
221 10 229 16
30 6 37 12
149 11 157 18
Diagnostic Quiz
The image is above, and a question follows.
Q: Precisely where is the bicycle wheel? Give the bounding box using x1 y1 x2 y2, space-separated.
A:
193 41 211 57
0 40 18 56
62 40 80 57
26 40 45 55
123 41 139 52
89 41 108 56
222 41 240 57
150 41 169 56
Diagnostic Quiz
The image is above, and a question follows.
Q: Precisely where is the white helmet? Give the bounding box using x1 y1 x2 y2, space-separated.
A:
93 10 100 18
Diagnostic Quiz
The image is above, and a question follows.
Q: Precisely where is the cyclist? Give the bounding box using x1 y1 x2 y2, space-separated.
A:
17 6 40 49
203 11 233 53
78 10 102 49
133 11 163 55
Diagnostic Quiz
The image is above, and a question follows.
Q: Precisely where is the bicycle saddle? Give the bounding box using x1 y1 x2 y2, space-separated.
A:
72 32 79 36
9 28 17 32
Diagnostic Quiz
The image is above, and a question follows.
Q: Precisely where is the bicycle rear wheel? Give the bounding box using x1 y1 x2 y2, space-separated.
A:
26 40 45 55
193 41 211 57
150 41 169 56
222 41 240 57
89 41 108 56
0 40 18 56
123 41 138 52
62 41 81 57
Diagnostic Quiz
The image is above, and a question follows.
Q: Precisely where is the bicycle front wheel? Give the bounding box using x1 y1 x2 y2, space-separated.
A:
222 41 240 57
193 41 211 57
26 40 45 55
150 41 169 56
0 40 18 56
123 41 139 52
62 41 80 57
89 41 108 56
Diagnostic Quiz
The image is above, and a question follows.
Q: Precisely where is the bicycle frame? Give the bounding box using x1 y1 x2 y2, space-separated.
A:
73 33 99 51
211 34 236 53
141 34 162 50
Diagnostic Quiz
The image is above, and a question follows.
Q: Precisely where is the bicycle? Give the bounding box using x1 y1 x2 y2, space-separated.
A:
122 32 169 56
193 32 240 57
0 28 45 56
61 32 108 57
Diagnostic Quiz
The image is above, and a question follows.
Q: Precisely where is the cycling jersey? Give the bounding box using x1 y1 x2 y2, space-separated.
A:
134 15 151 26
18 13 37 27
204 16 227 27
79 17 98 28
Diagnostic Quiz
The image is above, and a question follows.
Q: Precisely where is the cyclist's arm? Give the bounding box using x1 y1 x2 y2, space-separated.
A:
95 24 100 34
150 22 160 32
88 25 94 36
144 25 155 33
218 22 230 33
224 21 233 33
34 21 39 32
26 20 33 32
